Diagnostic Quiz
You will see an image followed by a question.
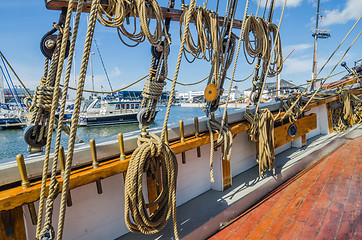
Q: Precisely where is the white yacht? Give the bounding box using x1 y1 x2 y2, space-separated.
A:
79 98 143 126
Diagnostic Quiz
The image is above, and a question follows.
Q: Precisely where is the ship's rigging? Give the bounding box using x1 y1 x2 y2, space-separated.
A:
18 1 362 240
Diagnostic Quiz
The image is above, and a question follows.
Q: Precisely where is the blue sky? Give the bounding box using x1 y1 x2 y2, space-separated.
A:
0 0 361 97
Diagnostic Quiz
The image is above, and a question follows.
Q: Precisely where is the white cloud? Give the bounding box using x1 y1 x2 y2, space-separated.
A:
254 0 303 8
110 67 122 77
284 43 313 54
320 0 362 26
282 56 312 75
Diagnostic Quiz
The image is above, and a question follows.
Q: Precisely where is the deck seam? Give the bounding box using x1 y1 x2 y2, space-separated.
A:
316 138 359 240
312 140 355 239
264 150 332 239
295 140 352 240
333 139 361 239
276 152 333 240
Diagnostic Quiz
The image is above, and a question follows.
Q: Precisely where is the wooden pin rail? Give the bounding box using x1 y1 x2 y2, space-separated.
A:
44 0 244 29
0 89 361 212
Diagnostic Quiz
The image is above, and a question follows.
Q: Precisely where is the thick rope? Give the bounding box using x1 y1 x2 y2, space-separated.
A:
38 1 83 239
35 14 66 240
246 109 275 177
124 2 197 239
56 1 99 239
332 88 361 131
124 132 178 235
207 119 233 181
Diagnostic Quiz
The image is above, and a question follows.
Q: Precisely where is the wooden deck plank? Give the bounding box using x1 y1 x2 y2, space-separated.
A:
334 139 362 240
210 136 362 240
297 139 354 239
315 139 360 240
209 184 291 240
233 168 310 240
279 143 348 240
259 144 332 239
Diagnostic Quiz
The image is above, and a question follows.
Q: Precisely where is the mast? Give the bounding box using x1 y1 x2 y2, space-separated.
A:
0 71 4 104
311 0 330 91
311 0 320 91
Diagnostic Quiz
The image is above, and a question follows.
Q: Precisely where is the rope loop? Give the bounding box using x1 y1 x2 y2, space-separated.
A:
31 85 60 111
125 132 179 238
142 80 166 100
207 118 233 182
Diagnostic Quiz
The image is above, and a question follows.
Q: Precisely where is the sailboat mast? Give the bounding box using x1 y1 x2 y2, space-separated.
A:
0 71 4 103
311 0 320 91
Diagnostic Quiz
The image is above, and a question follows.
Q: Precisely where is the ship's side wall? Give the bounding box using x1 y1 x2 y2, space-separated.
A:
21 104 329 240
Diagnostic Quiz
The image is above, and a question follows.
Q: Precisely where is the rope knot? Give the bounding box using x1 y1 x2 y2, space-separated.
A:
31 85 60 111
142 80 166 99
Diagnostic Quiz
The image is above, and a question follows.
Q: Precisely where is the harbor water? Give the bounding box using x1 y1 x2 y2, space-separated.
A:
0 106 208 164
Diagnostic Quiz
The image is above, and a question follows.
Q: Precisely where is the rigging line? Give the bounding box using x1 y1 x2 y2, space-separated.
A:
166 75 208 85
281 16 361 120
61 74 148 93
255 0 287 114
300 29 362 113
262 0 269 19
220 0 250 132
0 51 31 97
0 66 20 108
93 38 113 91
256 0 263 17
0 55 22 108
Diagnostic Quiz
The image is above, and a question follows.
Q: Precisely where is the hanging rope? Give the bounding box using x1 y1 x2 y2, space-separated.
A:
245 108 275 177
207 118 233 181
124 132 178 235
36 1 82 239
124 2 197 239
96 0 166 47
55 0 99 239
331 88 361 132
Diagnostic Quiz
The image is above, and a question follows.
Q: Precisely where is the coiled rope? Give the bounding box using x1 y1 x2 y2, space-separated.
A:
96 0 166 47
124 1 197 239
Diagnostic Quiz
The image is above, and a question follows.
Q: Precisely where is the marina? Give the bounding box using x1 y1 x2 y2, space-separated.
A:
0 0 361 240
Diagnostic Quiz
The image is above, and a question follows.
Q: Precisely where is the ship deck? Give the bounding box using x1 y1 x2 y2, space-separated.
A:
210 134 361 240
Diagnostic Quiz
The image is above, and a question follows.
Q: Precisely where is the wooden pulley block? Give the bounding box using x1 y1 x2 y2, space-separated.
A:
204 84 218 102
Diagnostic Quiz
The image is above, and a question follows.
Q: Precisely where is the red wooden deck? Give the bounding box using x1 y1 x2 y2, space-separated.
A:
209 136 361 240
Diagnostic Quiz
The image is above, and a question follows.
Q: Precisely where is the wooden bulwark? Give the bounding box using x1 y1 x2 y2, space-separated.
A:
274 114 317 149
0 90 361 212
44 0 244 29
0 207 27 240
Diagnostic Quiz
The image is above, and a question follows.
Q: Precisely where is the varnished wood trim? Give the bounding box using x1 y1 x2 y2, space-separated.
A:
0 207 26 240
44 0 244 29
274 114 317 149
1 89 361 212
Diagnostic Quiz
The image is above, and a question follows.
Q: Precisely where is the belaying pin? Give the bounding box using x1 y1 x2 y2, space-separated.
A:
194 117 201 158
118 133 127 181
179 120 186 164
16 154 37 225
90 139 103 194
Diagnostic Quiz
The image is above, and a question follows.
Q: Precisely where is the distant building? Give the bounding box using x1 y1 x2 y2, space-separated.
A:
221 86 242 102
176 91 204 103
243 79 304 101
